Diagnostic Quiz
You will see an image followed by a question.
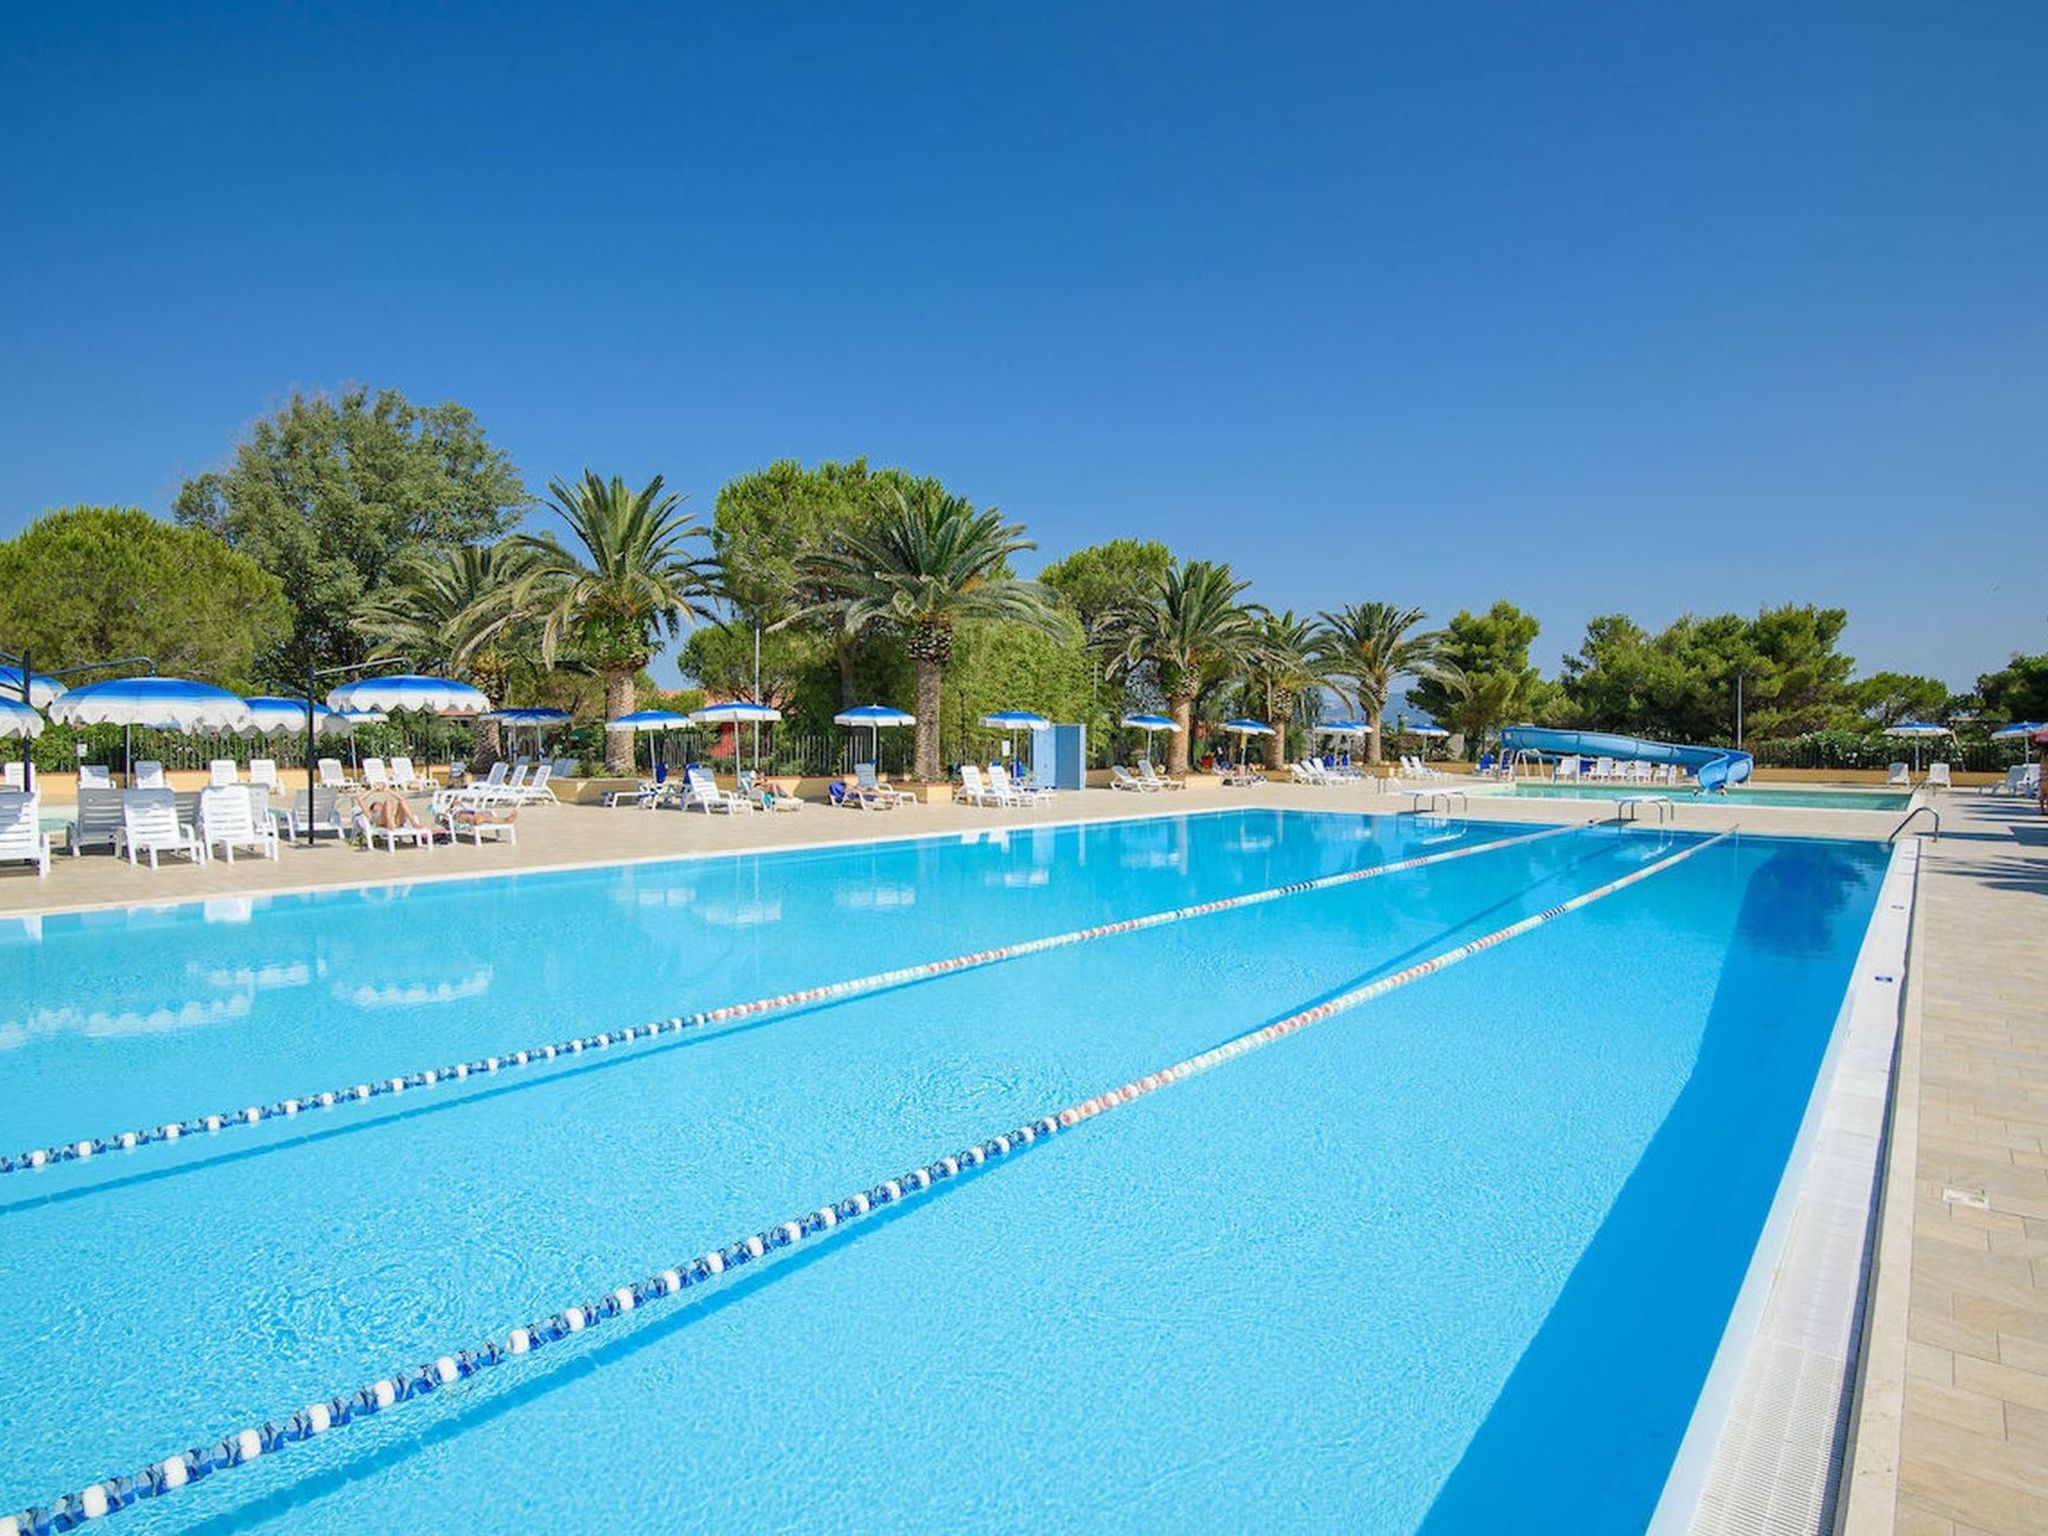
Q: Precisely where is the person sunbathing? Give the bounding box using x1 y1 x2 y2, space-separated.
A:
355 787 428 830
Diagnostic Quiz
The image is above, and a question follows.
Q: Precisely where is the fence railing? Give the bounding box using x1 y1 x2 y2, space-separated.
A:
1750 735 2027 773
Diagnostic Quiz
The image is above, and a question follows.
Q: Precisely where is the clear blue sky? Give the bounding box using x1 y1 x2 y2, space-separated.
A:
2 3 2042 690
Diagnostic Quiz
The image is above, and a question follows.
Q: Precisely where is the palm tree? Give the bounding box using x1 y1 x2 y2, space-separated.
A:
1246 610 1328 771
797 486 1057 781
355 541 541 768
1317 602 1460 765
498 471 716 772
1103 560 1261 775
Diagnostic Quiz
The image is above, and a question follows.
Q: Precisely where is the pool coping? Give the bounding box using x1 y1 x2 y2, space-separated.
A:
1647 837 1920 1533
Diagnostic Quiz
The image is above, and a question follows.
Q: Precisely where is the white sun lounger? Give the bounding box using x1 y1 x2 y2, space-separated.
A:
957 764 1011 806
199 784 280 863
117 789 205 868
132 761 167 789
1110 764 1155 792
1925 762 1952 790
684 767 750 813
0 792 51 877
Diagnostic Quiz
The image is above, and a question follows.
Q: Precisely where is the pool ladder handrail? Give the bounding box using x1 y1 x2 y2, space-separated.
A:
1889 805 1940 842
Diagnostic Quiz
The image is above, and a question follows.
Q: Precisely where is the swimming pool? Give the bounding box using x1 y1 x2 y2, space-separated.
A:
1506 782 1912 811
0 809 1892 1533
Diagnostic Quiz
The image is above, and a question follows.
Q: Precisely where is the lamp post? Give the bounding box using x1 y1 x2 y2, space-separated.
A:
0 648 156 791
1734 671 1746 751
301 657 410 847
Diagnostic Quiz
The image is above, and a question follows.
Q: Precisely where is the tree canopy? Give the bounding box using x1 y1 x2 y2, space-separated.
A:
1555 604 1855 743
0 506 289 689
1977 653 2048 724
1409 600 1544 754
173 386 530 685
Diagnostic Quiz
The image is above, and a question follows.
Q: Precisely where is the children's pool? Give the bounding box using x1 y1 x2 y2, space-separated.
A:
0 808 1891 1533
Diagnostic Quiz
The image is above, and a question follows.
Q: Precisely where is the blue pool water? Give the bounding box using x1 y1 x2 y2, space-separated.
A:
1508 782 1911 811
0 809 1889 1533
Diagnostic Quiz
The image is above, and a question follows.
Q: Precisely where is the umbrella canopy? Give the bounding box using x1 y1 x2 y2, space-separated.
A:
241 696 348 737
1882 720 1952 737
1989 721 2044 741
48 677 253 734
333 706 388 726
481 707 573 726
326 674 491 715
833 705 915 728
689 701 783 725
1221 719 1275 735
605 710 693 732
1404 724 1451 739
0 665 64 708
0 697 44 740
1318 720 1368 736
981 710 1051 730
1120 713 1180 733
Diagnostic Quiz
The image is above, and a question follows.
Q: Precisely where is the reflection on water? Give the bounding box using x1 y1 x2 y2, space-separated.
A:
1736 844 1881 959
334 970 495 1009
0 992 254 1050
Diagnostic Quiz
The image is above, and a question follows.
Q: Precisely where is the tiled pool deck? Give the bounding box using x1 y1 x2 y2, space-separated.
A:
2 775 2041 1531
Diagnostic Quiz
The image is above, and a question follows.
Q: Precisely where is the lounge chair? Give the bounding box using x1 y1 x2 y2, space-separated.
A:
740 771 803 812
1 762 24 792
1926 762 1952 790
1138 759 1185 791
854 763 918 805
198 785 280 863
117 789 205 868
988 764 1050 805
318 758 354 792
278 788 349 842
683 767 749 814
65 788 125 855
132 761 166 789
248 758 280 795
1986 765 2038 797
829 780 891 810
350 802 441 852
78 764 113 791
434 791 518 845
388 755 436 792
1110 764 1155 792
509 763 557 804
957 764 1010 806
1219 760 1264 787
208 759 238 788
361 757 394 792
549 756 578 780
0 793 51 877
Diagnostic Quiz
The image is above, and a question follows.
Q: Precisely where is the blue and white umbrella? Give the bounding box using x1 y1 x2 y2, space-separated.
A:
981 710 1050 730
241 696 348 737
0 697 44 740
1120 713 1180 733
0 666 64 708
482 706 573 726
1884 718 1953 770
1318 720 1368 737
1990 721 2043 741
834 704 915 765
1221 718 1274 736
691 700 781 773
688 701 783 725
326 674 491 715
48 677 254 734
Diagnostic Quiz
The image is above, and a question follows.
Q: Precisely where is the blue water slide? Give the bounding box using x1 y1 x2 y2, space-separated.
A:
1497 726 1754 792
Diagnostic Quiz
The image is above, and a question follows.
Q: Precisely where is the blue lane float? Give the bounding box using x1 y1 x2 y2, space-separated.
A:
0 822 1590 1178
1498 725 1754 793
1 827 1735 1536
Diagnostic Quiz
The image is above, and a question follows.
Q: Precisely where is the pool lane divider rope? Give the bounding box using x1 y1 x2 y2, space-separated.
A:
2 821 1594 1178
4 826 1731 1536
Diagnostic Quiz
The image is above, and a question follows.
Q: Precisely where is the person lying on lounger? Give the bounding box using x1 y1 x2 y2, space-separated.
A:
444 799 518 831
354 788 429 830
